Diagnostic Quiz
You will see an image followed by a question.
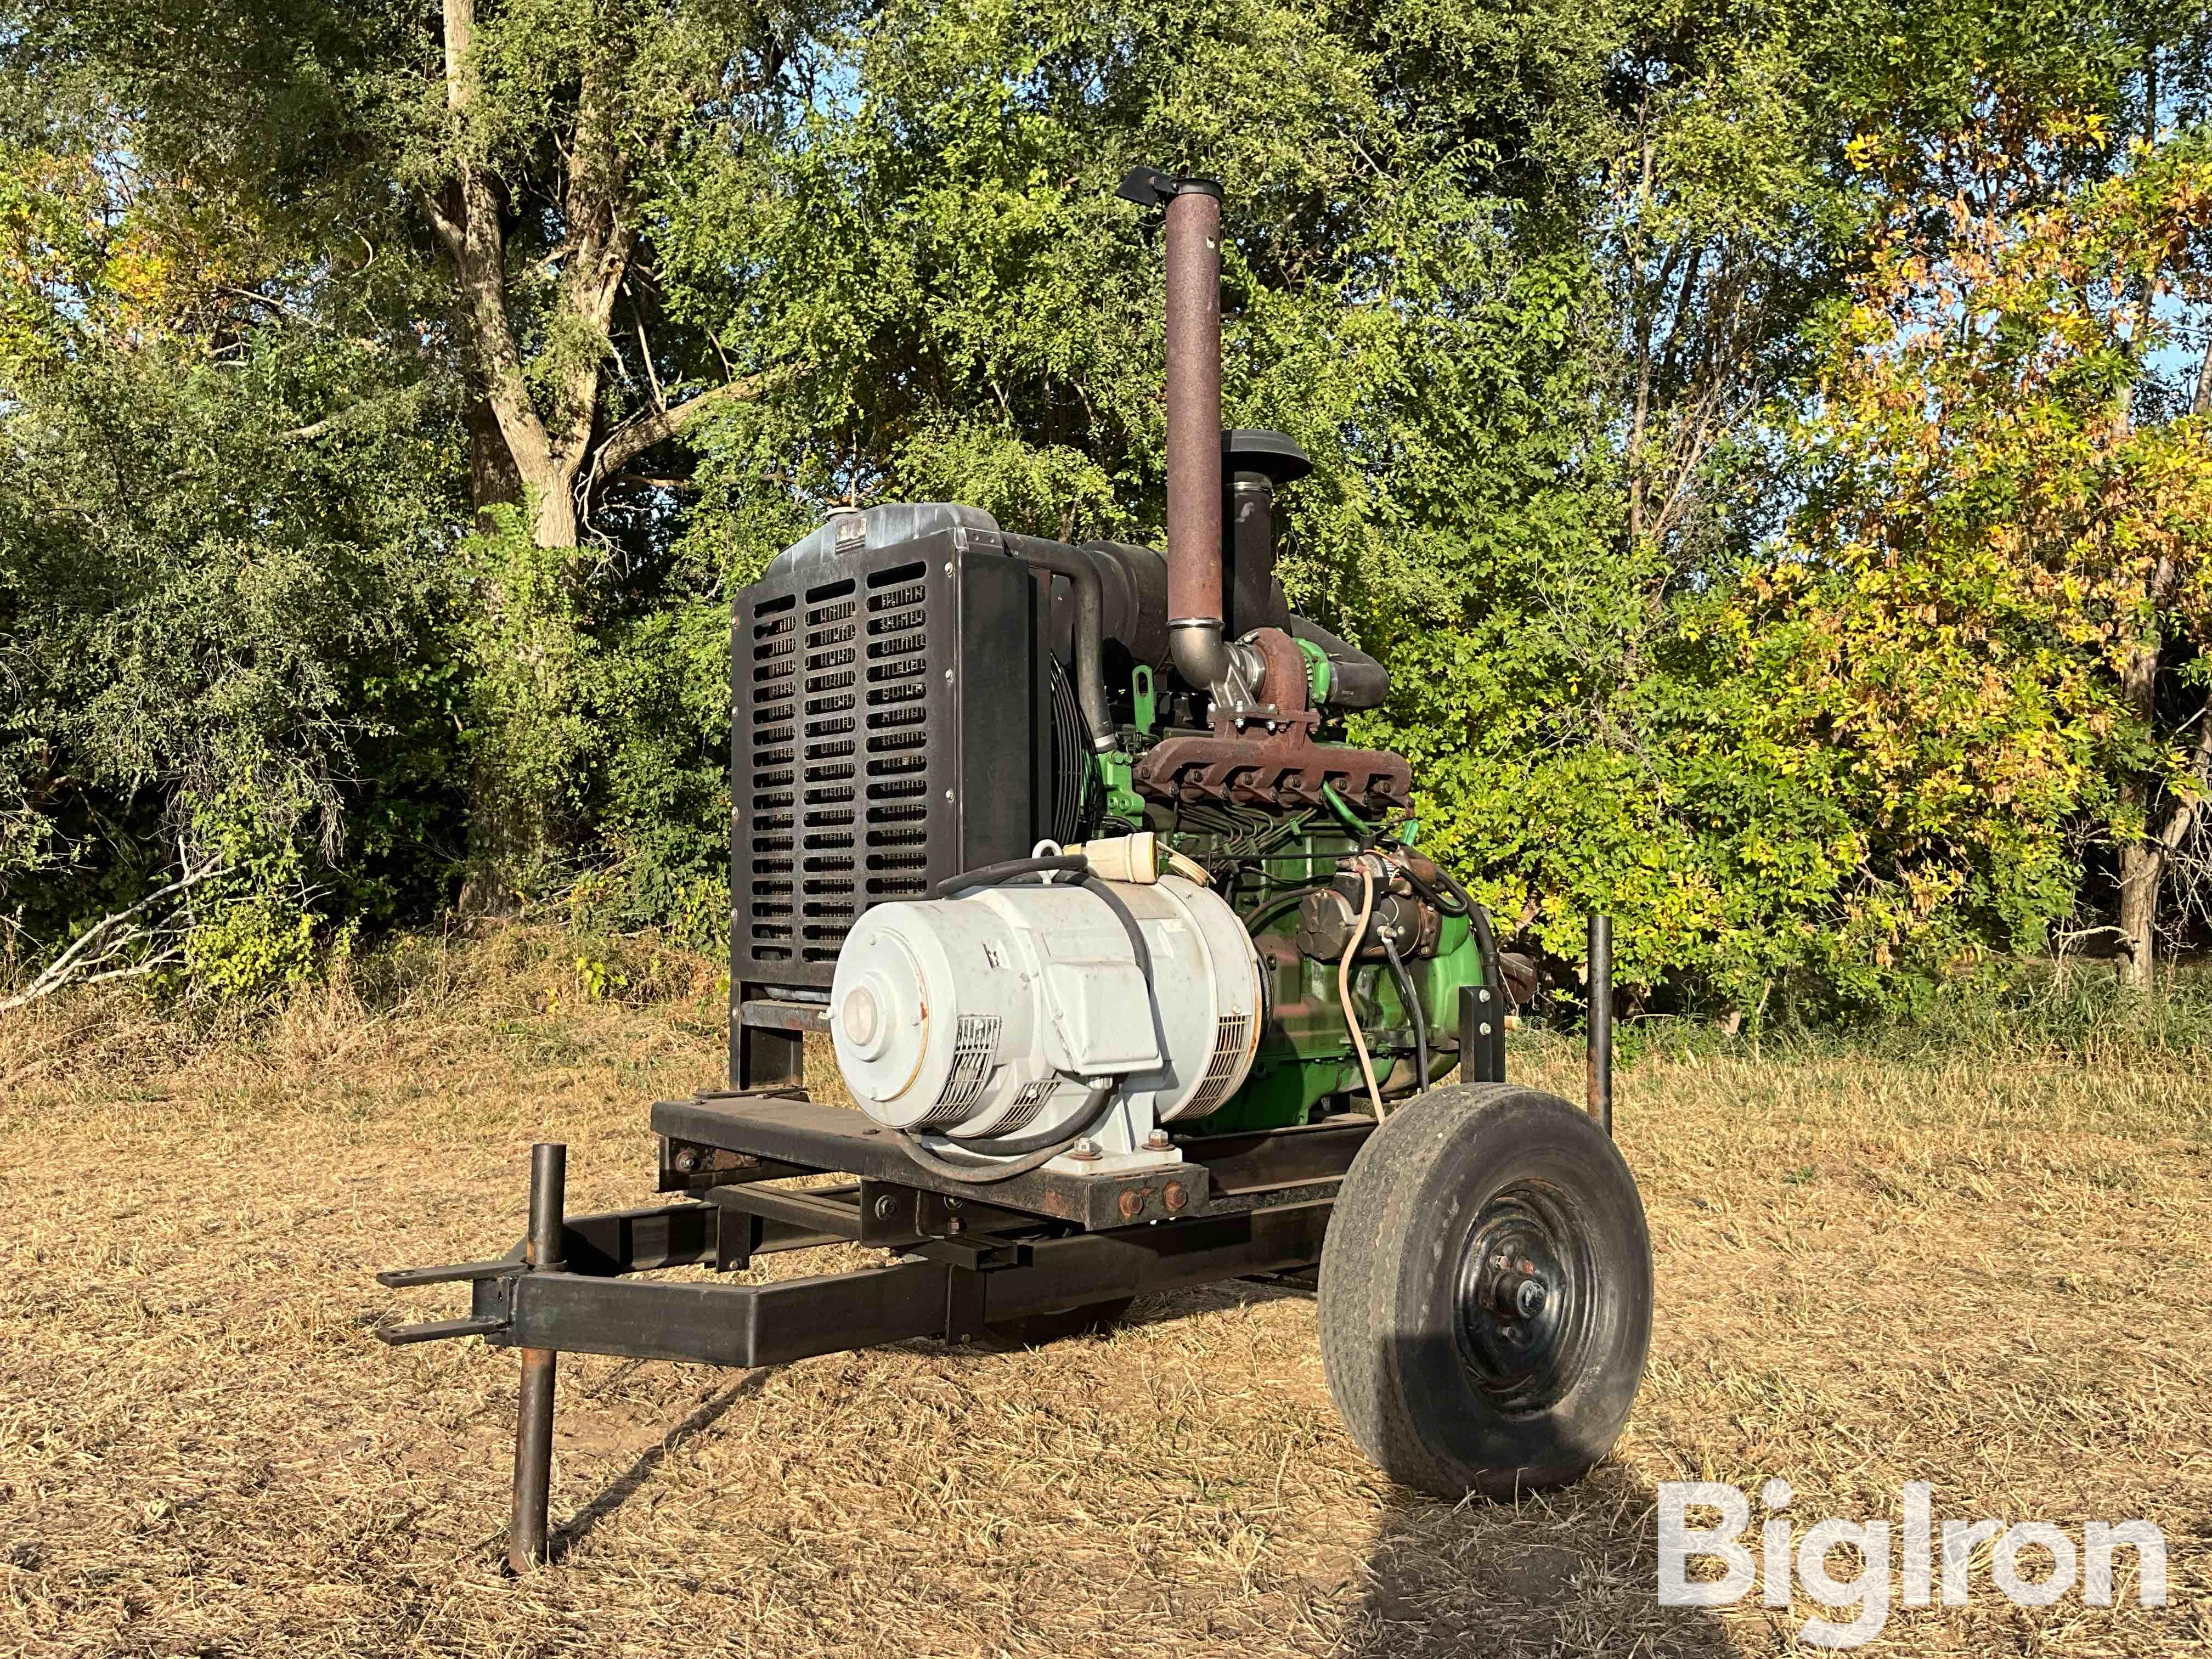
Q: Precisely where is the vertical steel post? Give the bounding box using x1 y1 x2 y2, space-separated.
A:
509 1142 566 1572
1458 984 1505 1085
1585 915 1613 1137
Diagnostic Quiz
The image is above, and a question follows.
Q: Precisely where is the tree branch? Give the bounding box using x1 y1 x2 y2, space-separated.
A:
0 863 228 1014
591 370 786 483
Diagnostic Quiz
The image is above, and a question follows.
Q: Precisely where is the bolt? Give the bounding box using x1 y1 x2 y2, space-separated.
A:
872 1194 898 1220
945 1217 964 1234
1142 1128 1172 1151
943 1197 964 1211
673 1148 700 1173
1118 1189 1146 1220
1162 1182 1189 1212
1514 1278 1546 1318
1067 1138 1102 1162
1479 1022 1493 1037
1500 1323 1521 1342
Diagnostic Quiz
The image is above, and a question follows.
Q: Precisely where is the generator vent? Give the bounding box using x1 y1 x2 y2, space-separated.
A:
917 1012 1002 1128
1184 1011 1254 1118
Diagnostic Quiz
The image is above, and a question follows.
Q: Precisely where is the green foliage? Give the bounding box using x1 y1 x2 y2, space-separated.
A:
7 0 2212 1021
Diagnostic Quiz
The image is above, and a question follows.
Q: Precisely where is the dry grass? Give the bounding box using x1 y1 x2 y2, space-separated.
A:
1 931 2208 1656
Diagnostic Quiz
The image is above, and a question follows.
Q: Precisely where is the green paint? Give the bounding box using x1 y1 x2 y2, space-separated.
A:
1294 636 1331 705
1131 664 1158 735
1161 810 1488 1136
1097 750 1145 823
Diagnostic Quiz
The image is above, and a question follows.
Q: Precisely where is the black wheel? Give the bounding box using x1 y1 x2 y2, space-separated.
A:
984 1296 1136 1347
1319 1083 1651 1499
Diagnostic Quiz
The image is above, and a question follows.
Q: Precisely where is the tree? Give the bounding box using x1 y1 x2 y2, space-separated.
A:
0 132 469 989
1738 94 2212 984
7 0 832 906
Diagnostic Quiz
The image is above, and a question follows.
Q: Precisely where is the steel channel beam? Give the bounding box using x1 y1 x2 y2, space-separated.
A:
652 1094 1214 1229
481 1201 1332 1368
739 999 831 1035
1169 1119 1372 1195
707 1182 866 1237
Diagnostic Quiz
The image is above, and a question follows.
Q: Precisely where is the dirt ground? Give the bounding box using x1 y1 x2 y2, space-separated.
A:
2 942 2208 1656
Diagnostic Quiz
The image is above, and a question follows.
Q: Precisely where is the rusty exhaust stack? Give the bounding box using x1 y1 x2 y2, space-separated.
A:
1119 166 1230 690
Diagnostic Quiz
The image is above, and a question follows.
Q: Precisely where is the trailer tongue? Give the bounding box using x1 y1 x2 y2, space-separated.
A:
378 166 1652 1573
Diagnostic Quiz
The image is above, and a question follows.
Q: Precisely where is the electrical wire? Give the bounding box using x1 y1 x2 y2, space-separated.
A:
1338 857 1386 1121
933 853 1089 900
895 1084 1117 1183
1381 929 1429 1095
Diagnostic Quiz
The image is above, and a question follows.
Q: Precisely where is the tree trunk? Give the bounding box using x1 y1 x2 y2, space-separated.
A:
2116 833 2162 986
427 0 768 913
2113 574 2170 987
466 397 522 520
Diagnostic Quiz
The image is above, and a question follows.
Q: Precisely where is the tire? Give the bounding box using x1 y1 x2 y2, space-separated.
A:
985 1296 1136 1348
1319 1083 1652 1500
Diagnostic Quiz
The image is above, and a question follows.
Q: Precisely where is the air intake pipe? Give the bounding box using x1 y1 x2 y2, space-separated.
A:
1119 166 1237 694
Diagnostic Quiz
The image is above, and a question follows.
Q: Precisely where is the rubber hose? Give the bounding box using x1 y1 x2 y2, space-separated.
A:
1005 536 1114 752
1395 860 1466 917
1339 860 1386 1120
1427 859 1508 1011
1466 894 1505 1006
1242 884 1329 936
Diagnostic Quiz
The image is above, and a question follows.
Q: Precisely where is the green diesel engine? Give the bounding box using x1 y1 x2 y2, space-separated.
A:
727 168 1504 1181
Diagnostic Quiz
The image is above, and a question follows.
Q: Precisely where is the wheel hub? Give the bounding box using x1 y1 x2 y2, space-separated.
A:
1453 1185 1590 1412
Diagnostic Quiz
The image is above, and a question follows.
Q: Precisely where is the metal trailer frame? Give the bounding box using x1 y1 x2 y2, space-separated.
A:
377 922 1615 1572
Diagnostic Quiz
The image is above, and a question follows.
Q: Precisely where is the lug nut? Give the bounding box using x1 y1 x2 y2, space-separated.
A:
1514 1278 1546 1318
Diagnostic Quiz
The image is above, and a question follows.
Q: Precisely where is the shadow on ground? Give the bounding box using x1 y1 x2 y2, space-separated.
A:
1341 1469 1739 1658
532 1284 1740 1655
549 1370 771 1563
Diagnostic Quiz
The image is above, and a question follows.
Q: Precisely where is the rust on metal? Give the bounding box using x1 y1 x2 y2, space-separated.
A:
1133 622 1412 809
1134 730 1410 810
1164 185 1224 636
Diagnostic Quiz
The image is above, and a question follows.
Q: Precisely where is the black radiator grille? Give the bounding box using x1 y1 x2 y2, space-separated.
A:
862 563 932 906
733 523 1042 996
798 579 862 962
742 560 941 969
746 594 799 957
